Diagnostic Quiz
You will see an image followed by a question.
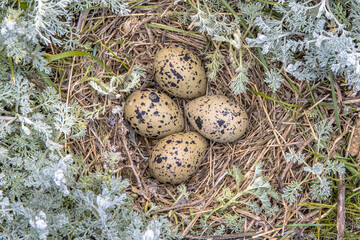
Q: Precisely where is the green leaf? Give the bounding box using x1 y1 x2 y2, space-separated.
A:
44 51 112 73
98 42 129 70
249 88 308 108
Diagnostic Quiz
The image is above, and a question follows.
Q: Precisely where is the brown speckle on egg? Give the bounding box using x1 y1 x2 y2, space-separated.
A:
153 45 207 99
185 95 249 142
149 132 208 184
124 88 185 139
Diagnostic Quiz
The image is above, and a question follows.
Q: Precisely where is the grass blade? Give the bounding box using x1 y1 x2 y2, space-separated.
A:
98 41 129 70
8 57 15 83
44 51 112 73
38 71 63 96
249 88 308 108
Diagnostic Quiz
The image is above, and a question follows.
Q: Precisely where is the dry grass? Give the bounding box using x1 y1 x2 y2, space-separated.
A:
47 1 358 239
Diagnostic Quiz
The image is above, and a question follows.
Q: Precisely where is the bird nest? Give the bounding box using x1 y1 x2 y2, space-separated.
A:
51 1 357 239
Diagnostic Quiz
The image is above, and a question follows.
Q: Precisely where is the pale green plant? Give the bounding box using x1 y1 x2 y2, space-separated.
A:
246 0 360 91
0 1 178 239
88 64 146 98
224 214 245 233
282 121 345 203
211 163 280 219
206 43 224 82
173 184 190 206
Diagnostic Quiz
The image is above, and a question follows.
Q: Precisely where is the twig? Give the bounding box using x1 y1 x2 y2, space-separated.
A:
342 98 360 104
252 227 281 239
329 123 349 153
183 232 261 240
337 174 346 240
0 116 18 121
121 134 151 202
123 60 136 82
29 78 47 89
281 137 313 180
77 10 89 32
183 231 263 240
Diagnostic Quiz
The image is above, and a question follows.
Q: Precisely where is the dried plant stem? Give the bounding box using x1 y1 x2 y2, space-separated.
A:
121 134 150 201
0 116 18 121
337 174 346 240
183 231 263 240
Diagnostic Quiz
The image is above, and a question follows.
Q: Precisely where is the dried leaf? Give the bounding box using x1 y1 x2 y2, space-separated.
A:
349 121 360 156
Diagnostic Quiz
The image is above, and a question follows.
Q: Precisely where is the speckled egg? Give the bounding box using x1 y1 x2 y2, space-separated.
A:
124 88 185 139
185 95 249 143
153 45 207 99
149 132 208 184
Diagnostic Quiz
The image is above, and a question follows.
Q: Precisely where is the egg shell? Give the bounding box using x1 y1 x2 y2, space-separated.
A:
153 45 207 99
149 132 208 184
185 95 249 143
124 88 185 139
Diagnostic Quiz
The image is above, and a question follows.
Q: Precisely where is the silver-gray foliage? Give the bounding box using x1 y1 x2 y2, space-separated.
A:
0 0 130 71
0 1 175 239
282 121 345 203
246 0 360 91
